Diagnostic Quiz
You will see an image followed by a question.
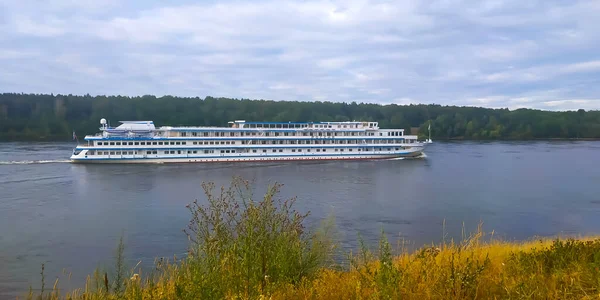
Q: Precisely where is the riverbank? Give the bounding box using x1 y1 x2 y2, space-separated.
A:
22 177 600 299
26 233 600 299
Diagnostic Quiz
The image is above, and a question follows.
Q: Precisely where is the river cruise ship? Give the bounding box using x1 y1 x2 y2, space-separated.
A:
69 119 431 163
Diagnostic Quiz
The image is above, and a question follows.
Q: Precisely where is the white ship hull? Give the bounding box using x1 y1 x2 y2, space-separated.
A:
70 149 425 164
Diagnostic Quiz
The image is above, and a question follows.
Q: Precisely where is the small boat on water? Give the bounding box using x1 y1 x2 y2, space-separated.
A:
69 119 432 164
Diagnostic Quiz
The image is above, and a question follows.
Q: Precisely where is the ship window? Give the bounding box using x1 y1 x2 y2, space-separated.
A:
170 151 175 154
181 132 187 137
279 149 283 152
292 149 296 152
116 142 121 145
316 149 320 152
158 142 163 145
177 150 181 154
272 149 276 152
164 151 169 154
193 151 197 154
139 142 144 145
203 132 208 136
263 150 267 153
204 150 209 154
192 132 197 137
176 142 180 145
335 149 338 152
110 142 115 145
298 149 302 152
110 151 115 155
322 149 326 152
221 150 225 153
193 142 197 145
349 149 352 151
182 142 186 145
153 151 157 154
170 142 175 145
204 142 208 145
226 141 230 145
152 142 157 145
188 151 192 154
210 142 214 145
252 150 257 153
307 149 311 152
230 132 234 137
146 151 151 154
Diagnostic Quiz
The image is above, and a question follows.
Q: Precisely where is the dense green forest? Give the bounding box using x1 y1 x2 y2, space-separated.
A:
1 93 600 141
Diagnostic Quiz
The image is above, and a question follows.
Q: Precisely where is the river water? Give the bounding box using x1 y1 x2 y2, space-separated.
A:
1 141 600 298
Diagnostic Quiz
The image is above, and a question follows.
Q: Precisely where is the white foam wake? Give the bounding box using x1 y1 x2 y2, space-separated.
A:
0 159 71 165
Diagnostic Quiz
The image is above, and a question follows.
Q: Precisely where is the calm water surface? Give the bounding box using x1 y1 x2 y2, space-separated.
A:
1 141 600 298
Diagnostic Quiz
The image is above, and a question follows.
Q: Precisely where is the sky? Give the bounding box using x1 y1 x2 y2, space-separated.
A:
1 0 599 111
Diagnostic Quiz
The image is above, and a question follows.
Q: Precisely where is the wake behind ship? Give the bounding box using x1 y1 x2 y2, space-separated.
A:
70 119 431 163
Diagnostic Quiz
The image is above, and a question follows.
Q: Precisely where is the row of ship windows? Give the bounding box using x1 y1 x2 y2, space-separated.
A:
241 139 414 145
88 147 405 156
176 131 388 137
240 123 374 129
95 139 415 146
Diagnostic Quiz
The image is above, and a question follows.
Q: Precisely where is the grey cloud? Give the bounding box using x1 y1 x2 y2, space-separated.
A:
0 0 599 110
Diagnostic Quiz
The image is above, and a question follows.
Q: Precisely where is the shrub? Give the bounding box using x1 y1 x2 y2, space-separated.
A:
176 176 336 299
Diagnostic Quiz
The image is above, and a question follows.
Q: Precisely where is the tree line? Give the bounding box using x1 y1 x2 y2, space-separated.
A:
1 92 599 141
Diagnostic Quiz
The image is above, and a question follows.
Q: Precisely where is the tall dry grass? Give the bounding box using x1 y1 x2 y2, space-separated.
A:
23 177 600 299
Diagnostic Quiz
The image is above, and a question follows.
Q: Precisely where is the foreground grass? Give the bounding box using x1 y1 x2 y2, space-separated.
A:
25 178 600 299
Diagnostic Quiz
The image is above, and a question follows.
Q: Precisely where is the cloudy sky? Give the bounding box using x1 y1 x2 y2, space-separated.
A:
1 0 599 110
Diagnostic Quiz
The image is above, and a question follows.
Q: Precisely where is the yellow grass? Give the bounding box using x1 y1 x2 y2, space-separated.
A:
26 231 600 300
